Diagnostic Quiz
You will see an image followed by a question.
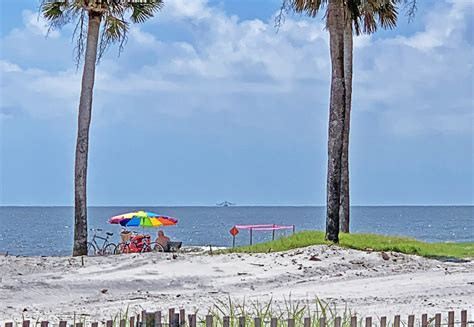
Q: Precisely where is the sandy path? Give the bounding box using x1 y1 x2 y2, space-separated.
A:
0 245 473 322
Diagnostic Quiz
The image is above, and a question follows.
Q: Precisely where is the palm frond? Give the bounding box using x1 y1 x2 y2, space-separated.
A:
346 0 362 35
72 9 87 68
291 0 327 17
41 1 65 21
128 1 164 24
41 0 84 38
98 11 128 59
106 2 124 16
358 0 398 34
40 0 163 65
375 2 398 30
103 15 129 44
280 0 404 36
398 0 417 21
361 10 377 33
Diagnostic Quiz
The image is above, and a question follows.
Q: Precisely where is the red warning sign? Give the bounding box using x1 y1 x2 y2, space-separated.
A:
229 226 239 237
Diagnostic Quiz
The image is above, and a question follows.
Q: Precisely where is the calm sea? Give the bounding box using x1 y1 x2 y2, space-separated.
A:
0 206 472 256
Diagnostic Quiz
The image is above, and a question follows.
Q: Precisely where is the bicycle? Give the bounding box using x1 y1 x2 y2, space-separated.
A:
115 231 165 254
87 228 117 256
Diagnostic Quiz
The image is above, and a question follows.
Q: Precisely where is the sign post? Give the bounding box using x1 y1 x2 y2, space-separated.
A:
229 226 239 248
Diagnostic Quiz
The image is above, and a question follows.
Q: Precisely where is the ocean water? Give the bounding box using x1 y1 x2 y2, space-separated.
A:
0 206 472 256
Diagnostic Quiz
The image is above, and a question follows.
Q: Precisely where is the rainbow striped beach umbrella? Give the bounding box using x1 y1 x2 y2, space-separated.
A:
108 211 178 227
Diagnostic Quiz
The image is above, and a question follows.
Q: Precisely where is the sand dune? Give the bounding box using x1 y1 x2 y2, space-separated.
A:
0 245 473 322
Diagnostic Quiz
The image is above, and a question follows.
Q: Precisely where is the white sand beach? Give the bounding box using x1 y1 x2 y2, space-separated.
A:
0 245 473 322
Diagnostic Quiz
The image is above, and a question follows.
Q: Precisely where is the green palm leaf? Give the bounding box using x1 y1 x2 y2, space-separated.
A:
129 1 164 24
104 15 129 43
280 0 406 36
40 0 164 64
41 1 65 21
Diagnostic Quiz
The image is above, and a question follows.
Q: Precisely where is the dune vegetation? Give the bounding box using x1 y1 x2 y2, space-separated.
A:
228 231 474 259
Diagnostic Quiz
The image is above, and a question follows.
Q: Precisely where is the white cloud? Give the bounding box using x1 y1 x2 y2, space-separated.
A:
351 0 473 136
162 0 212 20
129 26 159 46
353 34 372 49
23 10 60 38
394 0 473 50
1 61 80 119
0 0 472 137
0 60 22 73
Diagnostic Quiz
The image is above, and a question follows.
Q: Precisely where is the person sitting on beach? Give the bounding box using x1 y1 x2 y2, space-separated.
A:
156 230 170 250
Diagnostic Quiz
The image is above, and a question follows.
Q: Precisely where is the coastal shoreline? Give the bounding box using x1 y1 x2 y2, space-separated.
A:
1 245 473 321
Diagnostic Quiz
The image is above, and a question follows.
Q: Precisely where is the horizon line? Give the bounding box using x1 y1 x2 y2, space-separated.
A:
1 204 473 207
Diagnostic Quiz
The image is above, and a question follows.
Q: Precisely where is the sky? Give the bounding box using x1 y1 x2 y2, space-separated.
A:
0 0 473 206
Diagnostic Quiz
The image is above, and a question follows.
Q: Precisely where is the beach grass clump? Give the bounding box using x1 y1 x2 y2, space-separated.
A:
227 231 474 259
207 297 354 327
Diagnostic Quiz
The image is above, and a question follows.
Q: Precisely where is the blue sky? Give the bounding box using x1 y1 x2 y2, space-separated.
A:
0 0 473 206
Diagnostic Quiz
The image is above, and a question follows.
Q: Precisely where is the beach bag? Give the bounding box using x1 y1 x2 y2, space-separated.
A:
120 231 131 242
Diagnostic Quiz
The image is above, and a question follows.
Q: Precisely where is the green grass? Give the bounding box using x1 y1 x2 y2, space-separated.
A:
207 297 354 327
227 231 474 259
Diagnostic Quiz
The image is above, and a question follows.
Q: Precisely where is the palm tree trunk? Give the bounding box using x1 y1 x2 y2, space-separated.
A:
73 11 101 256
339 21 353 233
325 0 346 243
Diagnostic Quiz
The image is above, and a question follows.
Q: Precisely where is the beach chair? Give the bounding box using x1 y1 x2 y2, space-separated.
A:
167 241 182 252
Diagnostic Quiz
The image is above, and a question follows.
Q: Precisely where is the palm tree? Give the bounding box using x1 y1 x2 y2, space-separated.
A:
325 0 347 242
339 18 353 233
278 0 351 242
340 0 398 233
277 0 408 241
41 0 163 256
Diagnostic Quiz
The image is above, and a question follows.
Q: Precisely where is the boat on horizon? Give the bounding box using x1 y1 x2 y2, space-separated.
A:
216 201 236 207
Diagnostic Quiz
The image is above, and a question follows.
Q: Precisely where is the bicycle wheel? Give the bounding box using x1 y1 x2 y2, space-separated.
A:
148 242 165 253
116 242 131 254
87 242 96 256
103 243 117 256
140 241 156 253
140 243 150 253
